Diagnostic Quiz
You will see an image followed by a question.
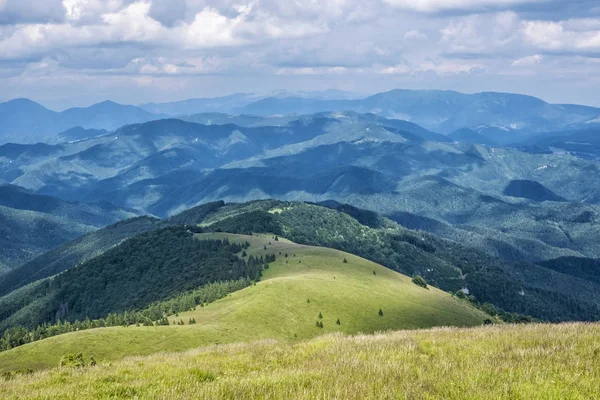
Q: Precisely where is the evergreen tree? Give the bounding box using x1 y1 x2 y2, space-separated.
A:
379 309 383 317
336 319 341 325
318 312 323 319
343 258 348 263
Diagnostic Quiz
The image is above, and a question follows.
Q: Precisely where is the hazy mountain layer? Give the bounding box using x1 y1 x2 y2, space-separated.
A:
0 185 140 271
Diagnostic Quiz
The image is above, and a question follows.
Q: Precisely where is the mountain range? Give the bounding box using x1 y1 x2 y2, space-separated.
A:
1 110 599 264
0 99 159 143
4 89 600 145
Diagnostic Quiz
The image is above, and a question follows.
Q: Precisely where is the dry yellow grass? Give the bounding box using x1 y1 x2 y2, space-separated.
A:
1 323 599 399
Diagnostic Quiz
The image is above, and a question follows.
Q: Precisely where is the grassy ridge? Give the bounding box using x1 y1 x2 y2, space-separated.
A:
1 323 598 399
0 233 486 372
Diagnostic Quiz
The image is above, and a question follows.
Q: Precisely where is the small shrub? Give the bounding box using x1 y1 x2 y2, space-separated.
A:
336 319 341 325
373 270 376 275
412 275 428 289
60 353 86 368
343 258 348 263
318 312 323 319
481 303 497 316
378 309 383 317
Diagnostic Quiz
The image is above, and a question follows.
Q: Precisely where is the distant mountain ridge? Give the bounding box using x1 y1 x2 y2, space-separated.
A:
0 99 160 143
238 89 600 140
4 89 600 144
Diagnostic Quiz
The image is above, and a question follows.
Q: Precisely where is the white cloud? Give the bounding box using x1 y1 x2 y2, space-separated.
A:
418 60 484 75
378 64 412 74
404 30 428 40
511 54 543 66
439 12 519 54
63 0 127 22
123 56 222 75
275 66 349 75
521 20 564 49
1 0 600 107
383 0 545 13
520 18 600 51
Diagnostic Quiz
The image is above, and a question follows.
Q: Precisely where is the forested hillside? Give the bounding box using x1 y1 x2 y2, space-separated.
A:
0 226 268 331
0 185 139 271
0 216 161 298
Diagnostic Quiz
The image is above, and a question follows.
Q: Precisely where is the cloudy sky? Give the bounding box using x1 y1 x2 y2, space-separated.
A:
1 0 600 109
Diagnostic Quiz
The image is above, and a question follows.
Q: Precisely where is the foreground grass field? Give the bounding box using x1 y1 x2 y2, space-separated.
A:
0 233 486 372
1 323 598 399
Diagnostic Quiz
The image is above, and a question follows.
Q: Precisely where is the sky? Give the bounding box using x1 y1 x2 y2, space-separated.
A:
1 0 600 110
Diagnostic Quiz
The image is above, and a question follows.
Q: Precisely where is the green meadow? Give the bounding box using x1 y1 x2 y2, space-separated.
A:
1 323 598 399
0 233 486 372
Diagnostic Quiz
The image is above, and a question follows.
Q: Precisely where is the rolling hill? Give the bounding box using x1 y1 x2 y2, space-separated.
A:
0 232 487 372
3 199 597 339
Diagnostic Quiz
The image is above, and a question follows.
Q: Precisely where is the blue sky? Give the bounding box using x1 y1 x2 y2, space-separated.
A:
1 0 600 109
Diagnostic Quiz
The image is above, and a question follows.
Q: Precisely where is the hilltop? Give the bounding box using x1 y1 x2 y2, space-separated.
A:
0 233 486 372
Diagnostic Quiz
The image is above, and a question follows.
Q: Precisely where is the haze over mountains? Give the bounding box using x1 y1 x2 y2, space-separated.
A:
1 89 600 271
3 89 600 145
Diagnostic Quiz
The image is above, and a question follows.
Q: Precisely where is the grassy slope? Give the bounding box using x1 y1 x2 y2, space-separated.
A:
0 233 486 372
1 323 599 399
